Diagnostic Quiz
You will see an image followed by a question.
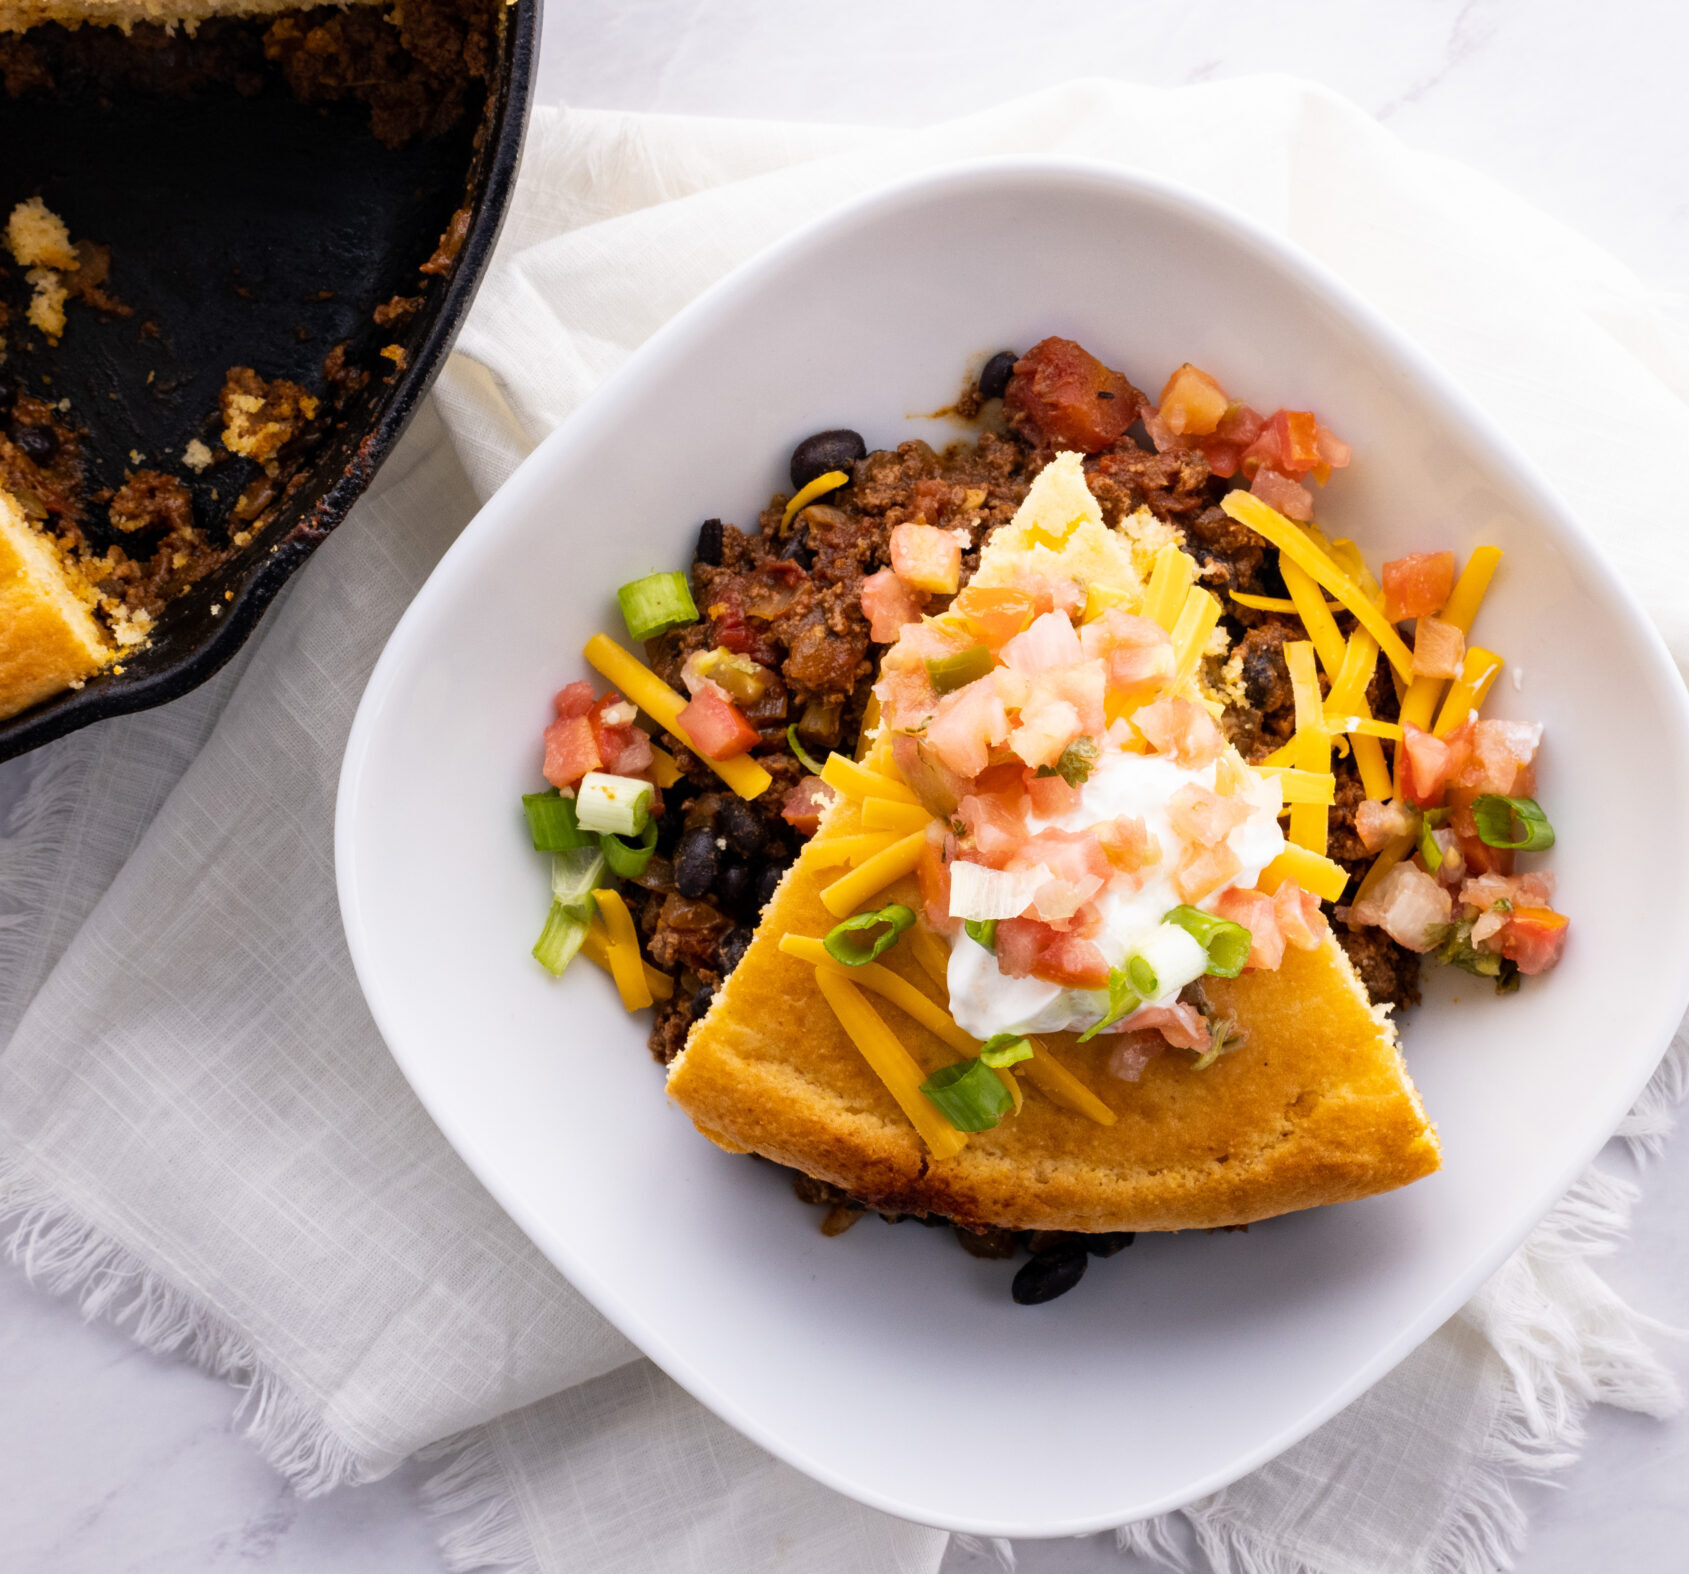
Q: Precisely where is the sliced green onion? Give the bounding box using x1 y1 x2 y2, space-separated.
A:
1126 954 1158 999
978 1033 1034 1069
1163 905 1252 978
574 771 654 837
1191 1017 1241 1072
926 644 994 695
600 818 658 880
617 570 699 642
920 1057 1015 1131
786 724 826 775
1417 807 1446 873
1035 735 1100 788
1078 968 1141 1044
823 902 916 966
532 899 590 977
551 847 606 919
964 917 998 951
523 790 594 851
1472 794 1555 852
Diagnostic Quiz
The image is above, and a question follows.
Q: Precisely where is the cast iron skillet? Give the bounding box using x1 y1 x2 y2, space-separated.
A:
0 0 538 761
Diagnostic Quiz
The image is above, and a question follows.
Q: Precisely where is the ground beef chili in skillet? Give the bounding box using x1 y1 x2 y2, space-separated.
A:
624 337 1420 1081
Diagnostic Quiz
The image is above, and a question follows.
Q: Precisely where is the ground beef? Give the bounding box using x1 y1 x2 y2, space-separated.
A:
1337 922 1422 1011
1089 443 1218 527
108 469 193 535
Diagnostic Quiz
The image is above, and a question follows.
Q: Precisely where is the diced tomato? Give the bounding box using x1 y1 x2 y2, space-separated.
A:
889 523 962 595
1024 769 1081 819
1031 931 1112 989
874 660 937 733
1135 698 1224 767
1238 423 1283 478
1122 1002 1210 1052
1175 841 1242 904
1273 880 1328 949
1265 410 1318 474
926 680 1011 779
1314 425 1351 471
542 714 601 789
1168 783 1251 846
1213 886 1285 970
1382 551 1456 621
1002 610 1085 676
1003 337 1138 452
677 688 760 761
1411 617 1465 679
1156 363 1230 437
995 915 1056 978
1446 790 1513 879
1196 438 1242 479
1454 720 1541 797
860 567 926 643
953 584 1037 648
890 734 971 819
1010 696 1083 770
915 827 957 934
1080 609 1174 693
1400 722 1454 808
1010 827 1112 926
1026 659 1107 736
553 680 596 719
1217 403 1267 446
588 691 652 777
956 791 1028 868
912 477 956 525
780 774 835 836
1496 905 1568 975
1096 814 1159 873
1355 798 1419 853
1107 1033 1166 1083
1250 466 1314 522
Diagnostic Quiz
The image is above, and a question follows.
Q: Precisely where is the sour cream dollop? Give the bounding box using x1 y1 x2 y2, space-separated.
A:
946 750 1285 1039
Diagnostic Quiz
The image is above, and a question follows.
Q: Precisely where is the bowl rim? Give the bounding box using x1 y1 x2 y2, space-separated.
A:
0 0 540 763
338 153 1689 1535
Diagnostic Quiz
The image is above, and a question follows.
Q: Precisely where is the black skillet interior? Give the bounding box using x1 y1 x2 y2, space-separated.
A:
0 0 536 760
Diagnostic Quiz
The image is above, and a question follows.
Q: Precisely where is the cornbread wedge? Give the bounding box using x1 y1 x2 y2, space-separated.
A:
0 487 112 721
668 456 1440 1232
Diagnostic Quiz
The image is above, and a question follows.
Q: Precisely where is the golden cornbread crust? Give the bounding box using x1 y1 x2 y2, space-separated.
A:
668 455 1440 1232
667 793 1439 1233
0 486 111 719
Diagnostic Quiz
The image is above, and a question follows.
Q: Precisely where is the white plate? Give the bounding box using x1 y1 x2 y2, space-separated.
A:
336 161 1689 1536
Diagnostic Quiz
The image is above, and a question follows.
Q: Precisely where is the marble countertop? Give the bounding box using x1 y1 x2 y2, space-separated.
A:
6 2 1689 1570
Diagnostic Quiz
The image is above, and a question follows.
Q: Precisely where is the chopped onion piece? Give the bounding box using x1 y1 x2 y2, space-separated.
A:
948 859 1044 922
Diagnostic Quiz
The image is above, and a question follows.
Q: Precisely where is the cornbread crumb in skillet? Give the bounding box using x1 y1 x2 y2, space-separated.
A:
0 0 380 28
668 457 1441 1233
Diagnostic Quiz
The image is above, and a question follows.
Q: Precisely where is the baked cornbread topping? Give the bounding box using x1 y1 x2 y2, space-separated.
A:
516 337 1566 1300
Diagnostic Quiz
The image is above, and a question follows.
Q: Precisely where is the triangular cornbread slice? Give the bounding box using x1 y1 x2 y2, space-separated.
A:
0 487 111 722
667 458 1440 1232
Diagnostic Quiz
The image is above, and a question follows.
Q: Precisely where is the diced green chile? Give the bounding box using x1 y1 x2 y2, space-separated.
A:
1471 794 1555 852
978 1033 1034 1068
964 917 998 951
523 791 595 852
926 645 995 694
1163 905 1252 978
1418 808 1446 874
823 903 916 966
599 818 659 879
920 1058 1015 1131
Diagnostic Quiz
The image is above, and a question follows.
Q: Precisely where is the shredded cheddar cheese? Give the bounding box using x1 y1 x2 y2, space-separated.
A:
647 745 683 789
907 924 952 992
1394 546 1502 788
1258 845 1349 904
781 469 849 528
805 830 904 870
1255 766 1337 806
1228 590 1344 614
813 967 967 1158
1143 541 1197 632
1352 832 1416 911
581 919 673 1001
1170 585 1222 682
819 829 928 918
1282 557 1347 680
1433 647 1504 737
859 797 934 834
1221 492 1416 678
1285 641 1331 855
820 752 919 805
590 888 653 1011
1021 1039 1117 1126
583 634 772 800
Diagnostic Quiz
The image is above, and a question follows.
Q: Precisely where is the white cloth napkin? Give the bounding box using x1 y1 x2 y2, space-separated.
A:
3 77 1685 1574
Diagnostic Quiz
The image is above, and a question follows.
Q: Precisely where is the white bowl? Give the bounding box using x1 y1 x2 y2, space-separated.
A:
336 160 1689 1536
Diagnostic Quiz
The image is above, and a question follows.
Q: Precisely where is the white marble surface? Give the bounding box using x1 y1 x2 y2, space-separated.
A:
5 2 1689 1570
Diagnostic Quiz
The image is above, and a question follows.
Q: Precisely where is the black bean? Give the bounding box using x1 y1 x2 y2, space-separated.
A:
754 862 785 908
715 859 751 910
0 376 18 413
688 982 716 1020
696 518 725 566
978 350 1018 401
954 1225 1020 1260
14 424 59 465
1085 1231 1135 1258
716 926 752 974
790 429 866 491
718 797 765 856
654 801 689 855
1012 1246 1088 1305
778 523 814 569
674 825 720 898
1026 1229 1083 1255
